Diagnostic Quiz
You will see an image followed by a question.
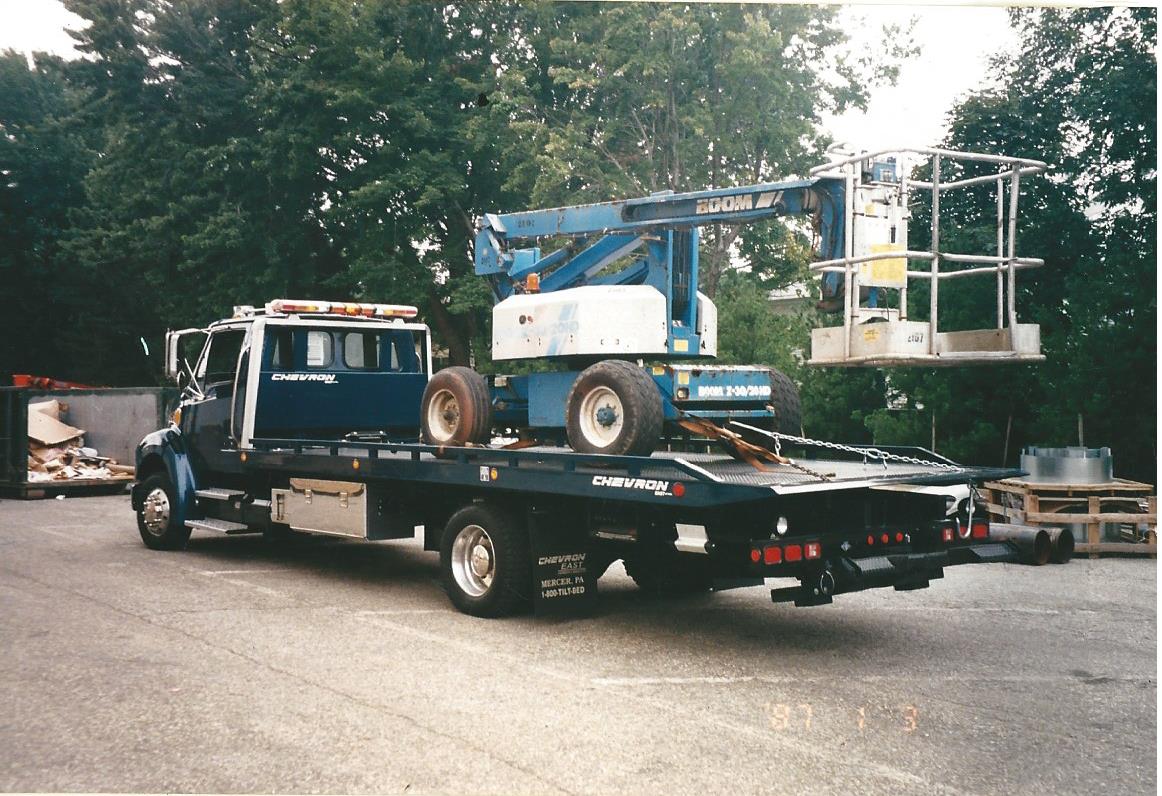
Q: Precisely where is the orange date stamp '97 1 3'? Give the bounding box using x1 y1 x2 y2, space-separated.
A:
764 702 920 734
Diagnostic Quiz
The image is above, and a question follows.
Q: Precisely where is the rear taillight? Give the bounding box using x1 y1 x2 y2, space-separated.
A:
751 541 820 567
971 520 989 539
942 526 955 543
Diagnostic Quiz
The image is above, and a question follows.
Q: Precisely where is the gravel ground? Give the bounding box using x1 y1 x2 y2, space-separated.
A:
0 493 1155 795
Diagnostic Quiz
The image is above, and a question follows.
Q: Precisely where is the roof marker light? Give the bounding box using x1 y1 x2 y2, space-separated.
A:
266 299 418 319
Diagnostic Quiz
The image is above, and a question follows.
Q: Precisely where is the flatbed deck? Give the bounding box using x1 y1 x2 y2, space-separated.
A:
247 437 1022 508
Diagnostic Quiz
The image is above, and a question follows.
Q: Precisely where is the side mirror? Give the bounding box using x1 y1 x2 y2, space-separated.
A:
165 328 206 382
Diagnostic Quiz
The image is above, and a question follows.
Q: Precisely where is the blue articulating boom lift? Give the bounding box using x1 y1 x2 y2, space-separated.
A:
418 147 1045 458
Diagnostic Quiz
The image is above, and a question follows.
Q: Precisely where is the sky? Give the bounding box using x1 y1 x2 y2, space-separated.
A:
0 1 1020 153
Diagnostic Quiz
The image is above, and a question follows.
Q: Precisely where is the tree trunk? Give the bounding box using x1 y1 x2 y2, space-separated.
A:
426 293 471 366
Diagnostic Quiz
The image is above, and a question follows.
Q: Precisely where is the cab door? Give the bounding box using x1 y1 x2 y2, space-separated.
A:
182 326 248 476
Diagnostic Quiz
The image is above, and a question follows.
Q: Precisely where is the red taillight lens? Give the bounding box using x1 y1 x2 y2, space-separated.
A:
895 532 905 543
672 482 686 497
866 535 875 546
764 546 783 565
804 542 821 560
880 533 890 545
971 520 989 539
942 527 954 543
750 548 762 563
784 544 803 562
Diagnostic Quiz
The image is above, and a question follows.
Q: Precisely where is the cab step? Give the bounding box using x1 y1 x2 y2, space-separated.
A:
195 488 247 502
185 518 254 535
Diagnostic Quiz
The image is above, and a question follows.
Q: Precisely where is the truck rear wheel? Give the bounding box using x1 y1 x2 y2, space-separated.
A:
421 366 492 448
135 473 192 551
566 360 663 457
624 549 714 596
440 503 532 617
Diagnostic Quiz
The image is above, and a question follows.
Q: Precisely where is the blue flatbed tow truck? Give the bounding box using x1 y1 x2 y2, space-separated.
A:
132 299 1022 617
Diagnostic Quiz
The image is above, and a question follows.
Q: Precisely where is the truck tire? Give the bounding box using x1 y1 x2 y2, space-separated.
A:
757 368 802 437
421 366 492 448
135 473 192 551
566 360 663 456
624 549 714 596
440 503 532 617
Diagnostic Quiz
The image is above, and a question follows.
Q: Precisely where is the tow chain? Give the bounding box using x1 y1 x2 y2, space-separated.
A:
676 416 835 481
736 424 963 472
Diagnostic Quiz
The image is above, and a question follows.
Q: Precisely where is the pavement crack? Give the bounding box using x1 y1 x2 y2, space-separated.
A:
0 566 575 796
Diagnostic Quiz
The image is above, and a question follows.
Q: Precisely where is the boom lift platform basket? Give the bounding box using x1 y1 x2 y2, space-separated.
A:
807 147 1048 367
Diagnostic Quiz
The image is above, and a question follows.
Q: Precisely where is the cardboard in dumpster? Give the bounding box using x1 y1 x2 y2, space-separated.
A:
29 399 65 420
22 398 134 484
27 409 85 447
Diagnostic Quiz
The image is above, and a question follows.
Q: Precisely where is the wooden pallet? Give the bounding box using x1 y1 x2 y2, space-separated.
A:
983 478 1156 557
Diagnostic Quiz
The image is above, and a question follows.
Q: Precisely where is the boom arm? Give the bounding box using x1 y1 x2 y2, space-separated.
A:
475 177 849 315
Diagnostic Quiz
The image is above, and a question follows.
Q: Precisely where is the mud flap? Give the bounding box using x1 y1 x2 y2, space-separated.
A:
528 509 598 616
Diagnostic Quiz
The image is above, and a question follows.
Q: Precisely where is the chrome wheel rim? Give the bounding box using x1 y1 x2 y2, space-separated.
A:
141 487 171 536
578 386 623 449
426 388 461 443
451 524 495 597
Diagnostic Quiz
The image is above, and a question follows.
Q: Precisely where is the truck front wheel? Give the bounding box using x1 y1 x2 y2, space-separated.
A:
135 473 192 551
440 504 532 617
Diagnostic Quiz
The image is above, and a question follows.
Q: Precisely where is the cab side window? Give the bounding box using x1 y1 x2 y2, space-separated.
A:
306 331 334 368
266 328 294 370
343 332 380 369
385 330 422 373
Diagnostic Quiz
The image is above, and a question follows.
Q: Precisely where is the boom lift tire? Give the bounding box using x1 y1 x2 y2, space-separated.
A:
757 368 802 437
421 366 493 448
135 472 192 551
440 503 532 617
624 549 714 596
566 360 664 456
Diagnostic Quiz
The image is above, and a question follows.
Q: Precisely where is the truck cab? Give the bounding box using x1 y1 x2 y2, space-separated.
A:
133 299 431 534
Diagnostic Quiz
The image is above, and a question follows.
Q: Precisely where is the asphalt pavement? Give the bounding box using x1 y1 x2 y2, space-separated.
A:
0 494 1156 795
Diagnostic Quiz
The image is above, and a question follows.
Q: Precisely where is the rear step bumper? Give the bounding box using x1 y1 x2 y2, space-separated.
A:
772 542 1019 607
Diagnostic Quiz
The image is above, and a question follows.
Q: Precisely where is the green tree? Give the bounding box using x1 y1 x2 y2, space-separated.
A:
0 50 94 380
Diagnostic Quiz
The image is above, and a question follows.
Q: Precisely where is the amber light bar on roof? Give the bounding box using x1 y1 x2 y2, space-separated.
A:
265 299 419 319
